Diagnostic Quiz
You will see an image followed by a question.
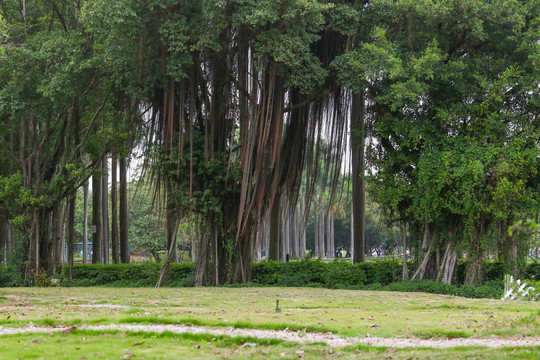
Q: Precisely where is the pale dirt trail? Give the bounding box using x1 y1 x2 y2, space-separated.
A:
1 324 539 348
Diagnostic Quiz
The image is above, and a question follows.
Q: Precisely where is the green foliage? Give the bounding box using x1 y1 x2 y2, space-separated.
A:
0 266 16 287
59 263 195 287
322 260 367 289
456 259 507 285
525 262 540 281
251 259 403 287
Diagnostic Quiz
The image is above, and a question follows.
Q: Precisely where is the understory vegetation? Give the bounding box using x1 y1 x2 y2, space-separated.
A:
1 259 539 300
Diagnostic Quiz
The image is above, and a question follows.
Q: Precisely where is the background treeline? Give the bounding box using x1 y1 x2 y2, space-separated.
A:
0 0 539 287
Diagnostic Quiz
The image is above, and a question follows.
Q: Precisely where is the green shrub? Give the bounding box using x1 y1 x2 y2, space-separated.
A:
525 261 540 281
251 259 327 287
60 262 195 287
168 262 196 286
0 266 15 287
482 261 506 282
322 260 366 288
455 281 504 299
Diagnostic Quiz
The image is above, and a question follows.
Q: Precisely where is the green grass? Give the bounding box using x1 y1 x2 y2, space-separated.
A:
0 287 538 359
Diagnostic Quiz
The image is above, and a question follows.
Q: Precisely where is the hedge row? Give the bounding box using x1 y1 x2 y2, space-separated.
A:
0 262 195 287
249 258 540 288
1 259 538 300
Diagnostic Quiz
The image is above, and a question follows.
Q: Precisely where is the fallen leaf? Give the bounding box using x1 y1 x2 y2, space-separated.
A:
62 326 77 333
131 341 145 346
235 342 250 352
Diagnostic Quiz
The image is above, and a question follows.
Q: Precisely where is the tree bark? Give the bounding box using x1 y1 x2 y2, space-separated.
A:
101 156 110 263
268 194 281 261
119 156 129 263
314 209 319 257
111 154 119 263
91 171 103 264
401 223 409 280
67 194 75 284
351 90 366 263
83 181 89 264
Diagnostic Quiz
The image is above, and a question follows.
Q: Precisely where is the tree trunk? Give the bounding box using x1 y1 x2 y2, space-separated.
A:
319 210 326 258
284 205 290 261
268 194 281 261
156 215 180 287
111 154 119 263
91 171 103 264
314 209 319 257
119 156 129 263
401 223 409 280
350 206 354 258
166 203 179 264
83 181 89 264
101 156 110 263
67 194 75 284
0 219 11 264
351 90 366 263
51 200 65 274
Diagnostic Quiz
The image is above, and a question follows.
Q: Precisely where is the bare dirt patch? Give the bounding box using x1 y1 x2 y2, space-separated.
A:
1 323 539 348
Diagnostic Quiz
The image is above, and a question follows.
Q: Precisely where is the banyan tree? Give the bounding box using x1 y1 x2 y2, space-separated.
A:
141 0 358 285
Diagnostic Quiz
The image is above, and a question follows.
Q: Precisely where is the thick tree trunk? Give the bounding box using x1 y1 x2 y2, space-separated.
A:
111 154 119 263
268 194 281 261
438 242 457 285
119 156 129 263
67 194 75 284
91 171 103 264
51 201 65 274
283 205 290 261
351 90 366 263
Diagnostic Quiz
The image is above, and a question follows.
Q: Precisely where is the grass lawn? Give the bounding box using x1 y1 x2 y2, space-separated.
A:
0 287 538 359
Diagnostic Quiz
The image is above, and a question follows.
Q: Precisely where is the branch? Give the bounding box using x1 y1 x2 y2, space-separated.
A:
70 87 112 162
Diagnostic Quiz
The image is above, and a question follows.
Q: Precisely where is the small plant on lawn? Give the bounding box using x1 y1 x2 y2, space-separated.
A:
502 274 540 301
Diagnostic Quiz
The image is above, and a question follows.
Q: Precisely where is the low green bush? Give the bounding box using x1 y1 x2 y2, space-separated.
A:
0 266 15 287
525 261 540 281
322 260 367 288
59 262 195 287
0 259 527 300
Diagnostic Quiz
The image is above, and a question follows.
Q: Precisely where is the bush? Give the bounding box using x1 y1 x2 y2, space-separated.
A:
251 259 326 287
0 266 15 287
60 262 195 287
525 261 540 281
322 260 366 288
483 261 506 282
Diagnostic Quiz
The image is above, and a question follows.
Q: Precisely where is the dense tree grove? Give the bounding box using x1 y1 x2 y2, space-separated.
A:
0 0 538 286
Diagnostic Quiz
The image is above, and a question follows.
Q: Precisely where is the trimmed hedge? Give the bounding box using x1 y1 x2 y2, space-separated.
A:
59 262 195 287
0 259 537 300
250 259 403 288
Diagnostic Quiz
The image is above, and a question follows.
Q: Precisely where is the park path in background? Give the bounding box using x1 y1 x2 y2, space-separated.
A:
1 324 539 348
